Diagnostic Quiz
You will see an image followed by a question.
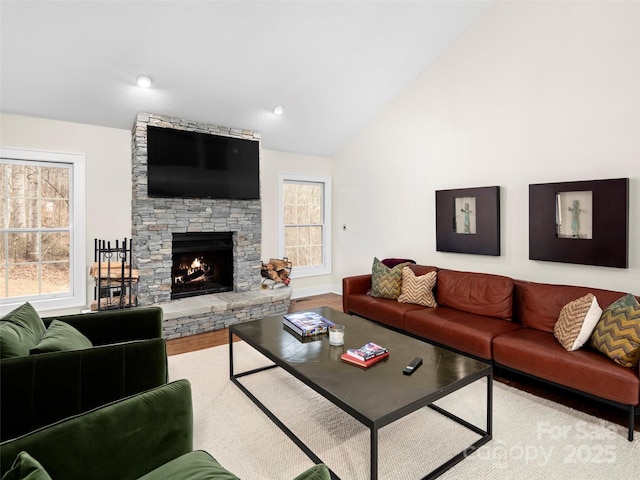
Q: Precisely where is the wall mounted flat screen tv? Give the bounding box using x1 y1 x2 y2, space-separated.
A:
146 126 260 199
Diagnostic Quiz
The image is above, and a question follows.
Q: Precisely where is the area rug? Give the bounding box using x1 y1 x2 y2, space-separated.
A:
168 342 639 480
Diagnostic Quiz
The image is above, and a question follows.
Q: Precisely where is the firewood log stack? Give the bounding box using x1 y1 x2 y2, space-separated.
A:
261 258 292 285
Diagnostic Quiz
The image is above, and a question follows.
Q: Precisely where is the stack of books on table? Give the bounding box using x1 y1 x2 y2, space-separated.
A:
282 311 334 338
340 342 389 368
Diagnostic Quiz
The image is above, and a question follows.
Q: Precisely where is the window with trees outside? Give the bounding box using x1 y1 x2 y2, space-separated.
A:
280 174 331 277
0 148 86 314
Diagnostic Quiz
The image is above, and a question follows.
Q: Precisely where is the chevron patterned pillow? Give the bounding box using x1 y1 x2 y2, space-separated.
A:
398 268 437 307
590 294 640 368
370 257 410 299
553 294 602 351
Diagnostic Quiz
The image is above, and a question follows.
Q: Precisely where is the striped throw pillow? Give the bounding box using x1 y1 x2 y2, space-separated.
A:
398 267 437 307
370 257 409 300
553 294 602 351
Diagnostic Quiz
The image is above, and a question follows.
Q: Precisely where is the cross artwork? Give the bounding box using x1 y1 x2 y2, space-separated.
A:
454 197 476 235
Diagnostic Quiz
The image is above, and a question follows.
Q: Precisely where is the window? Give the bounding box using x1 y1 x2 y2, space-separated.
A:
0 148 86 314
279 173 331 277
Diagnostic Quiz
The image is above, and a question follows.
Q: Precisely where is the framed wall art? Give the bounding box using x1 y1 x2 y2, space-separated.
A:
529 178 628 268
436 186 500 256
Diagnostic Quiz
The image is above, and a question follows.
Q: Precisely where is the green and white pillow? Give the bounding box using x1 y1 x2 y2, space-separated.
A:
590 294 640 368
369 257 410 300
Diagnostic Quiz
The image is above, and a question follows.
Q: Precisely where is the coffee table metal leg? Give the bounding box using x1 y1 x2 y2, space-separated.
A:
487 371 493 437
228 329 234 378
371 426 378 480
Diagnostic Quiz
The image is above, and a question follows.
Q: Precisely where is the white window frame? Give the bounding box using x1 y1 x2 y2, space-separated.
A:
0 147 86 314
278 173 332 278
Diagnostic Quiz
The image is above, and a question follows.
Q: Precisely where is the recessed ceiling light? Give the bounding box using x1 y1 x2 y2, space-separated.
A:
136 75 152 88
273 105 285 115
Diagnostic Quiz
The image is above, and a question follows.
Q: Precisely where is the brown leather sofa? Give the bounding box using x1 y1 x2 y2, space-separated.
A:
342 265 639 441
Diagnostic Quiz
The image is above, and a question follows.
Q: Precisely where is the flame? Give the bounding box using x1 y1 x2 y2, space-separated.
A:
174 257 208 284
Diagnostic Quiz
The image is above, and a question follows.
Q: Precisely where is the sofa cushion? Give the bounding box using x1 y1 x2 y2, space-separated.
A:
398 268 437 307
517 281 632 333
370 257 409 300
590 304 640 368
553 294 602 351
493 328 639 405
404 307 521 360
346 293 425 329
292 464 331 480
1 451 52 480
435 269 513 320
30 320 93 354
138 451 240 480
408 264 438 277
0 303 46 358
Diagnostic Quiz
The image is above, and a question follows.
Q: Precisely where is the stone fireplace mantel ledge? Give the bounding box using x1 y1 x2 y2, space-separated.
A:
158 288 292 321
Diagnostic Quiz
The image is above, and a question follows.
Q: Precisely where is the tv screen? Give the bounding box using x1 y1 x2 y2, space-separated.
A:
146 126 260 199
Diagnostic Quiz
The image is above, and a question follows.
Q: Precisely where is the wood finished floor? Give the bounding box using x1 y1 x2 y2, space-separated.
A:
166 293 638 435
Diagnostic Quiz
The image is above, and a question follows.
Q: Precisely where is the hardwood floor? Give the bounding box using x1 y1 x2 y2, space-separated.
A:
165 292 637 435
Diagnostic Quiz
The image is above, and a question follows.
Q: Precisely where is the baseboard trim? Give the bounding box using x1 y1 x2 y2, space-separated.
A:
290 284 341 299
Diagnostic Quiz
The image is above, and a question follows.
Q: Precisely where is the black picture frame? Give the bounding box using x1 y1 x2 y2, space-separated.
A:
529 178 629 268
436 186 500 256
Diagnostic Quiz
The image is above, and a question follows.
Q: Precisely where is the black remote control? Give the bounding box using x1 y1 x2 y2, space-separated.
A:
403 357 423 375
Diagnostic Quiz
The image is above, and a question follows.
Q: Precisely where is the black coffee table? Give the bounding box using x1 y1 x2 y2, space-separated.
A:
229 307 492 479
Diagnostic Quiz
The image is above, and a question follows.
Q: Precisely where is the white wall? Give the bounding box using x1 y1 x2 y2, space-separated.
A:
260 148 333 298
332 0 640 294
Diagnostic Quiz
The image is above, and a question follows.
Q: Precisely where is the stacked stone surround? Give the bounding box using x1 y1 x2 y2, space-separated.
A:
131 112 290 339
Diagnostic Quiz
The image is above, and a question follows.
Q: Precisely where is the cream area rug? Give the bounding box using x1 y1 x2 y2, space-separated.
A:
168 341 640 480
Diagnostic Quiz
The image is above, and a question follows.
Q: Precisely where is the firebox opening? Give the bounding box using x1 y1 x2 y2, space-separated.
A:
171 232 233 299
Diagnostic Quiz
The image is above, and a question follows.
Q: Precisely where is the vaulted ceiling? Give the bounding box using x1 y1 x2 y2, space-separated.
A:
1 1 493 156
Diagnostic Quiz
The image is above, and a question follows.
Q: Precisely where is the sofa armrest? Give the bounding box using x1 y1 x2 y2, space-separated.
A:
0 379 193 480
0 338 168 441
342 274 372 313
43 306 163 345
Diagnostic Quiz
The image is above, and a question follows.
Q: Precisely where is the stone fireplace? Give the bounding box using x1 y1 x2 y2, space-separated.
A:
131 112 290 338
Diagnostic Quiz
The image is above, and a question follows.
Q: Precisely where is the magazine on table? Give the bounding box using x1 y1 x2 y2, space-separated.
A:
282 311 334 337
345 342 389 361
340 350 390 368
283 325 326 343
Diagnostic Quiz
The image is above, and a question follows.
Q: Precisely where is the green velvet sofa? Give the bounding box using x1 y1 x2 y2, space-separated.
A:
0 379 330 480
0 304 168 441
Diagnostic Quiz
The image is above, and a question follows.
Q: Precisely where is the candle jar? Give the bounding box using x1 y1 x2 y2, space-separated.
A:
329 324 345 346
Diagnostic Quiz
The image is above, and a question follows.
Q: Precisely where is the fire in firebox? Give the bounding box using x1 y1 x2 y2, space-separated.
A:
170 232 234 299
174 257 211 284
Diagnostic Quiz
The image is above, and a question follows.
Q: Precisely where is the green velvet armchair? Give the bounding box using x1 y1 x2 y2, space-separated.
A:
0 305 168 441
0 379 330 480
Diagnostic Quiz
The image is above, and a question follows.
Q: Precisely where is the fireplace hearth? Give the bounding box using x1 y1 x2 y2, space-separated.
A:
171 232 233 299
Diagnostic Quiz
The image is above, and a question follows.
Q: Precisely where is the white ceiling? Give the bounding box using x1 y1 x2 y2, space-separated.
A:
0 0 493 157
